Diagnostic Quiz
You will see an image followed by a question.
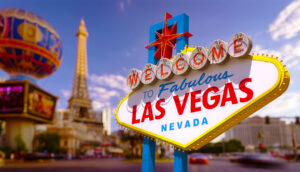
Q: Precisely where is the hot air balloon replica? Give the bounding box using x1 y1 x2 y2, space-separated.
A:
0 8 62 152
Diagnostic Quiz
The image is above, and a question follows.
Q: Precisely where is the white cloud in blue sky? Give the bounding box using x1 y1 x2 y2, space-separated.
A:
252 41 300 70
257 92 300 116
89 74 129 94
119 0 131 12
60 89 71 99
89 74 129 111
269 0 300 40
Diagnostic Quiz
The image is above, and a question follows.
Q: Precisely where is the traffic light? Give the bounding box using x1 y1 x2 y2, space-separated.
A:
265 116 270 124
296 116 300 125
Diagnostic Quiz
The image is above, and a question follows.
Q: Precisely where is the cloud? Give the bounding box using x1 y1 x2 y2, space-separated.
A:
252 45 280 56
93 101 111 111
119 0 131 12
89 86 118 111
89 86 120 101
252 41 300 70
269 0 300 40
89 73 129 111
60 89 71 99
90 74 130 93
119 1 125 12
256 92 300 117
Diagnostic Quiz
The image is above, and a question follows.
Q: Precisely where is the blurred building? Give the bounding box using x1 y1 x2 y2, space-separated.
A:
102 108 112 136
291 123 300 149
225 116 291 147
0 8 63 152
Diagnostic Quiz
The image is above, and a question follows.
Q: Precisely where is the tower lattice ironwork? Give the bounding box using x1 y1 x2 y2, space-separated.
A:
68 19 93 123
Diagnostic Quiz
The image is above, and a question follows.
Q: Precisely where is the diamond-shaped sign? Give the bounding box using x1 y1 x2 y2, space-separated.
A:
116 54 289 150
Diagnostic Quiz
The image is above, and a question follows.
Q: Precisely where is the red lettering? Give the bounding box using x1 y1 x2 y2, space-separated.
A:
131 105 140 124
173 93 189 115
141 102 154 122
145 68 152 81
161 64 168 76
191 90 202 113
176 58 184 71
221 82 238 106
129 72 139 86
212 44 224 60
193 52 205 65
155 99 165 119
239 78 253 102
203 87 220 109
234 38 243 53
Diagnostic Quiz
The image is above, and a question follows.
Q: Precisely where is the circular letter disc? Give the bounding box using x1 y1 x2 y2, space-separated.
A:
172 53 190 75
208 40 228 64
156 58 173 80
189 46 209 70
228 32 252 58
127 68 142 90
141 64 157 85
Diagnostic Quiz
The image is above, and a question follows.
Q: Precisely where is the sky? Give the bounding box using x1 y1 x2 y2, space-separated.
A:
1 0 300 129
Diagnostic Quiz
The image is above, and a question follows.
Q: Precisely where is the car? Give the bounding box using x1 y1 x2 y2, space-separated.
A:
24 152 50 161
201 153 213 159
189 153 209 164
229 153 286 167
229 153 245 162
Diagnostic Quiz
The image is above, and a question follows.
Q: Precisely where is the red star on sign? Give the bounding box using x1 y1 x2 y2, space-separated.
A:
145 12 192 59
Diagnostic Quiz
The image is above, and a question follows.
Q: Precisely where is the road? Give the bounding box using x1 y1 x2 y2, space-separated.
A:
0 158 300 172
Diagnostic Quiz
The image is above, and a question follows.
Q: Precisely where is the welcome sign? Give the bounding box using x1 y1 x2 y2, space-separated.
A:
116 19 290 150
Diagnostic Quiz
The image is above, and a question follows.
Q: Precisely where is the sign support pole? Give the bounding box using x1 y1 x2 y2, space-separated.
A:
172 13 189 172
141 14 160 172
174 150 188 172
142 13 191 172
142 137 156 172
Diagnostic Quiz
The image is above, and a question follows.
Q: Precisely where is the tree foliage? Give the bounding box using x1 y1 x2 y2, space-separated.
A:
36 132 60 153
0 146 14 159
15 134 28 153
225 139 244 152
120 131 143 158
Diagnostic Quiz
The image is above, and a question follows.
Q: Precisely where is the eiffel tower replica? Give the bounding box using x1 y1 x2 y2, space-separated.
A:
68 18 102 132
46 19 103 156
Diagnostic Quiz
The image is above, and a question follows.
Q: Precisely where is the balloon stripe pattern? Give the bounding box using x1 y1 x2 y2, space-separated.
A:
0 8 63 79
